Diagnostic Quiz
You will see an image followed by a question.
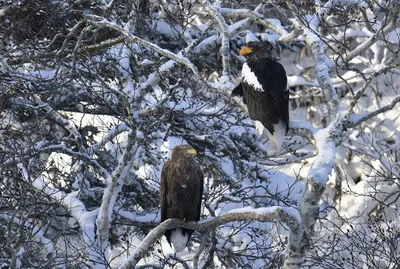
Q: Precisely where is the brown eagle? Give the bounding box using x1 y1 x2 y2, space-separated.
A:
160 145 204 252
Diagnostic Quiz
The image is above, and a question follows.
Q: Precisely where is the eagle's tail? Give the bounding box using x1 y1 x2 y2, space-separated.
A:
166 228 193 252
270 121 287 150
255 120 287 150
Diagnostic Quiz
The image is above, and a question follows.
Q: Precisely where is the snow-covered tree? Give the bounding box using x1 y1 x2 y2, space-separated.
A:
0 0 399 268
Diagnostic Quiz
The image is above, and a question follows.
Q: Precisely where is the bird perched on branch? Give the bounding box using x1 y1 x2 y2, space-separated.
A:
232 41 289 150
160 145 204 252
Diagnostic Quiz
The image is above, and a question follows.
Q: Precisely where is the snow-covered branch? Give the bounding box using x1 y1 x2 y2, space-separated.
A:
349 95 400 127
288 114 345 267
119 206 302 269
32 95 85 146
0 214 55 258
17 164 101 266
297 18 339 119
346 60 400 116
138 17 251 94
87 15 204 84
96 130 138 266
88 123 129 155
336 19 397 66
37 144 111 179
201 0 231 78
219 6 289 37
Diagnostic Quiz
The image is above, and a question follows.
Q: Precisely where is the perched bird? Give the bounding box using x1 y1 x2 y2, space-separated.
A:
232 41 289 150
160 145 204 252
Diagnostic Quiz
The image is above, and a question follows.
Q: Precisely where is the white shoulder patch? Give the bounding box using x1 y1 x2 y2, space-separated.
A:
242 63 263 92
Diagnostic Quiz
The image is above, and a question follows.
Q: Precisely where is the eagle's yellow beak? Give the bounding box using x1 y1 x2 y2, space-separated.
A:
240 46 253 56
187 148 197 155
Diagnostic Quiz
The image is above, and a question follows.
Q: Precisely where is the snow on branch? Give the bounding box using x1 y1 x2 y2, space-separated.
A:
289 121 318 135
314 0 397 67
349 95 400 128
96 130 138 261
32 95 82 141
201 0 231 78
316 0 368 19
137 17 251 94
86 15 204 84
219 6 289 37
84 36 125 53
288 114 345 267
346 60 400 115
0 214 55 257
298 113 344 235
16 163 102 266
118 206 302 269
336 18 397 66
88 122 129 155
296 18 339 119
37 144 111 179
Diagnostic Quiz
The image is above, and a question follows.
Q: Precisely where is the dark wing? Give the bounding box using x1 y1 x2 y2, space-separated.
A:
195 168 204 221
243 58 289 131
231 83 247 104
246 58 287 100
160 160 171 222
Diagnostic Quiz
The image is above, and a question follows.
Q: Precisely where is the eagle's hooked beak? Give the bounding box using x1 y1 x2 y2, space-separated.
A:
187 148 197 155
240 46 253 56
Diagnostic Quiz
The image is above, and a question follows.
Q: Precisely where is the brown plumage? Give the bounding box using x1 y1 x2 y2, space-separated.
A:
160 145 204 251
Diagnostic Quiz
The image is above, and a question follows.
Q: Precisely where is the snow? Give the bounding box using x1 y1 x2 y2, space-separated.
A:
170 229 189 252
242 63 263 91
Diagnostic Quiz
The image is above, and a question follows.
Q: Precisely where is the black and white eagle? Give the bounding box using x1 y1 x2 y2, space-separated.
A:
160 145 204 252
232 41 289 149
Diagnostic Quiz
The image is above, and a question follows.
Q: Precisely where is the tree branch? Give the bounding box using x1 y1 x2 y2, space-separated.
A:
349 95 400 128
118 206 302 269
202 0 231 78
86 15 204 85
220 6 289 37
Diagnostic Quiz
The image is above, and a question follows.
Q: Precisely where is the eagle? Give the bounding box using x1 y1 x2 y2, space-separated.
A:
232 41 289 149
160 145 204 252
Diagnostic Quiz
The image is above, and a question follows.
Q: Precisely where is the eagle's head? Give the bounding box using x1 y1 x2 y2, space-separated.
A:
171 145 197 159
240 41 279 60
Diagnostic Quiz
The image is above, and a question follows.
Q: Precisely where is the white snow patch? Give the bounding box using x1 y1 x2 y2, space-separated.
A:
242 63 263 91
